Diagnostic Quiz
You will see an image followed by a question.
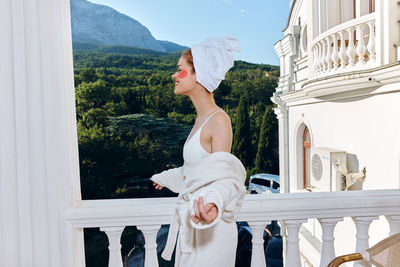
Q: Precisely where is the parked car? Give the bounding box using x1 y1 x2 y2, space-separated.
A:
248 173 280 194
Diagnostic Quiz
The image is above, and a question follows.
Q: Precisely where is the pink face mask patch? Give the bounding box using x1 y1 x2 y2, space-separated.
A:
177 70 188 79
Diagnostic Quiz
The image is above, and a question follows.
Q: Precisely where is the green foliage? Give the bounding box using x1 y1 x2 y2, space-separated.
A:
232 96 253 167
255 106 279 174
73 51 281 199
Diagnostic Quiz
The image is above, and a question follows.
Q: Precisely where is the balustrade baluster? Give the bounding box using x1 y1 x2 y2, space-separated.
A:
248 221 270 267
352 216 378 267
367 21 376 62
318 218 343 267
346 27 356 66
325 37 333 71
338 30 348 68
312 47 317 75
100 226 125 267
317 42 323 74
356 24 367 64
320 40 327 72
385 215 400 235
284 219 306 267
137 225 161 267
331 34 339 69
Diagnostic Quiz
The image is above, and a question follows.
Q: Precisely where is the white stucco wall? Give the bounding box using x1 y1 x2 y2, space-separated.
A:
288 88 400 192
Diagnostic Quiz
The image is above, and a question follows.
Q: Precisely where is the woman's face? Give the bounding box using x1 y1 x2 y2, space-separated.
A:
172 56 197 95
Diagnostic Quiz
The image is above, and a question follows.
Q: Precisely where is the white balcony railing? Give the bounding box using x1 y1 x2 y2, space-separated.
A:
311 13 377 78
66 189 400 267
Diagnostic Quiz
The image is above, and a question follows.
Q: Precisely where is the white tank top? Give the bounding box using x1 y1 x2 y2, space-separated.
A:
182 109 222 179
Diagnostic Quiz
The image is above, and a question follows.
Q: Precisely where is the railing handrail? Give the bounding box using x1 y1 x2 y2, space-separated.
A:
312 13 376 48
65 189 400 228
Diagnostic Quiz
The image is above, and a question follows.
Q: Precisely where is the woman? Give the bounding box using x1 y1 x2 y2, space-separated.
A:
150 36 246 267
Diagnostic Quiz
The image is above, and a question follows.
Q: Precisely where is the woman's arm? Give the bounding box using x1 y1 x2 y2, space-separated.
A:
190 111 233 226
150 167 184 193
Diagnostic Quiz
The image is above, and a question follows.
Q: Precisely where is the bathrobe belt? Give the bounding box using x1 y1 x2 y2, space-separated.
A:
162 194 194 260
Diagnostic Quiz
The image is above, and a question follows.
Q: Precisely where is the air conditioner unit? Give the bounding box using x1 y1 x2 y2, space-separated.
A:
309 148 347 191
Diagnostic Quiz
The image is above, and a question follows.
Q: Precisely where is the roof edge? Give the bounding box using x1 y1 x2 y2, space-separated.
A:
282 0 297 32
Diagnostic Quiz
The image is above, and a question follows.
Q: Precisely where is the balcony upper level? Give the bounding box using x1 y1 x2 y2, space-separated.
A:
274 0 400 97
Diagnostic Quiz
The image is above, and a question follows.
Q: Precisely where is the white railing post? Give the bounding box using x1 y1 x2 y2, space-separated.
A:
385 215 400 235
100 226 125 267
366 21 376 62
347 27 356 66
356 24 367 64
325 37 333 71
284 219 306 267
248 221 270 267
331 33 339 69
318 217 343 267
352 216 378 267
338 30 348 68
137 225 161 267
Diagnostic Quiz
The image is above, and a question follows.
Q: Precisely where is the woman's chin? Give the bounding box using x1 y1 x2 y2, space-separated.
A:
174 87 186 95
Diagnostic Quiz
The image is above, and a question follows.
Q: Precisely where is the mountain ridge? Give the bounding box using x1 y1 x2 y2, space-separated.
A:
70 0 188 53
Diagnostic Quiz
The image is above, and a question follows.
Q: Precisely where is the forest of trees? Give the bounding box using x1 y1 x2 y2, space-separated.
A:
73 48 280 266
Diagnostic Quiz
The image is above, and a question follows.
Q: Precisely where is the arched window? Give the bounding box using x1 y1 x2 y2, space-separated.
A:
303 127 311 189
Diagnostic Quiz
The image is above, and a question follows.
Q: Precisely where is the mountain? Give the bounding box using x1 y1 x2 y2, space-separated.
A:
72 42 166 56
70 0 187 53
158 40 188 53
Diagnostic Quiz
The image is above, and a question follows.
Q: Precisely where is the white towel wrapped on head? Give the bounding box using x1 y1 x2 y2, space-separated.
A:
191 36 240 93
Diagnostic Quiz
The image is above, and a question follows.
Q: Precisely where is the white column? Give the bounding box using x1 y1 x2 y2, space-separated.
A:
273 106 289 193
352 216 378 267
318 217 343 267
318 0 327 34
101 227 125 267
284 219 307 267
137 225 161 267
385 215 400 235
248 221 270 267
375 0 398 65
355 0 370 18
0 0 81 266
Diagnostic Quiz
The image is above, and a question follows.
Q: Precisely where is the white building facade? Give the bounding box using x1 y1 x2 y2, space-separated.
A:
274 0 400 265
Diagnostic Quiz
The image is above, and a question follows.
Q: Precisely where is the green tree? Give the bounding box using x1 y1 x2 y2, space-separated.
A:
232 96 253 167
255 106 279 174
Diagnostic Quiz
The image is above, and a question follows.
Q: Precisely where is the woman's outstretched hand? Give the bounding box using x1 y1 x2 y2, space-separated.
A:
150 178 163 190
191 196 218 224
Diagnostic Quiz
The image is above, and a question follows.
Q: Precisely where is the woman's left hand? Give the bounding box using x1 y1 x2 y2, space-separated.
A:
191 196 218 224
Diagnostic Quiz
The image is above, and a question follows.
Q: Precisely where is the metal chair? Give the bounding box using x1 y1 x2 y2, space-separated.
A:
328 232 400 267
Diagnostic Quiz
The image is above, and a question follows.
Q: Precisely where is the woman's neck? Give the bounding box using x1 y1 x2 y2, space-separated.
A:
188 87 219 118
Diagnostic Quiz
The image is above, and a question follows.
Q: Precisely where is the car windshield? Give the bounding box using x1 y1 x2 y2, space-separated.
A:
251 178 271 187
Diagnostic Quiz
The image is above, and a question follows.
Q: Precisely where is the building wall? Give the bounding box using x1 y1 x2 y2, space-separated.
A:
287 88 400 192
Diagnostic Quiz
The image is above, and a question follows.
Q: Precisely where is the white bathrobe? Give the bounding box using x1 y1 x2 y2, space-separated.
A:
151 152 246 267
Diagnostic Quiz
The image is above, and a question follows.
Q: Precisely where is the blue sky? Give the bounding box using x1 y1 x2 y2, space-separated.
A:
88 0 291 65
